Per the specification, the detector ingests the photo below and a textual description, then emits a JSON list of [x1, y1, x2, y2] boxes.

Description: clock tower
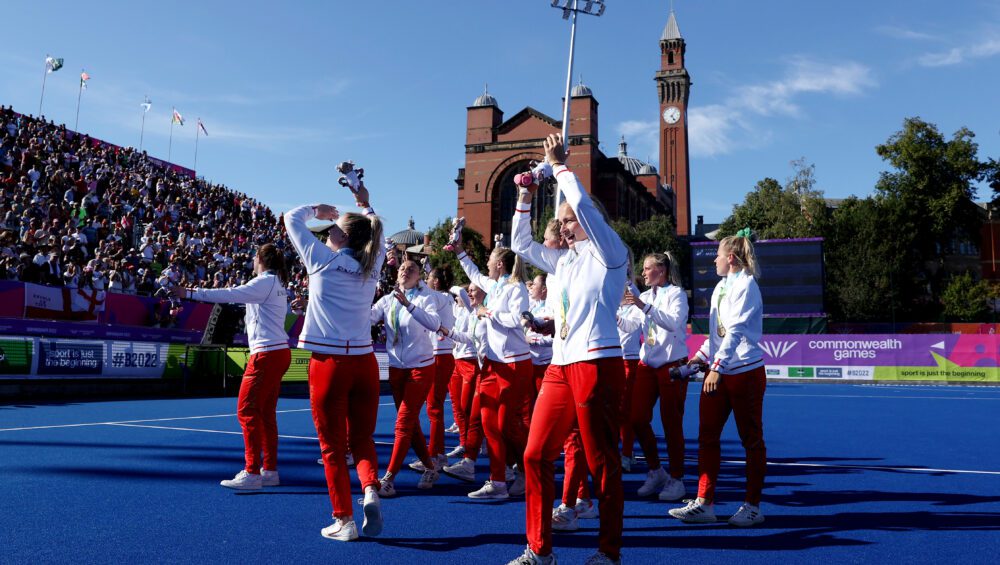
[[655, 9, 692, 236]]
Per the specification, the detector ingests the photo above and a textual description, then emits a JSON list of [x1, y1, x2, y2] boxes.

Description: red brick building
[[455, 10, 690, 245]]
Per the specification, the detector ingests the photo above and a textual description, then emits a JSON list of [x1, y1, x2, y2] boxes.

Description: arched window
[[491, 162, 552, 246]]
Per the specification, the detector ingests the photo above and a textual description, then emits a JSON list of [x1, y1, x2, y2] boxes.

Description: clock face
[[662, 106, 681, 124]]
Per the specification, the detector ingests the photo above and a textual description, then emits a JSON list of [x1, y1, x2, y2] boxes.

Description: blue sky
[[2, 0, 998, 234]]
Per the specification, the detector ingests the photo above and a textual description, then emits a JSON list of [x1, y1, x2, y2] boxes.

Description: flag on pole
[[79, 71, 90, 90], [171, 109, 185, 126], [140, 97, 152, 113], [45, 57, 64, 73], [197, 118, 208, 136]]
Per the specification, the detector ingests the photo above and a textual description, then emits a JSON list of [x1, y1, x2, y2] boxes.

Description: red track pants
[[479, 358, 532, 482], [388, 365, 435, 475], [427, 354, 456, 457], [697, 366, 767, 505], [454, 358, 482, 456], [618, 359, 638, 460], [523, 358, 624, 560], [309, 352, 380, 519], [629, 359, 688, 478], [238, 348, 291, 473]]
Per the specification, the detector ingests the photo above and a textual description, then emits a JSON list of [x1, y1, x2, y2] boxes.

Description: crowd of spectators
[[0, 105, 311, 301]]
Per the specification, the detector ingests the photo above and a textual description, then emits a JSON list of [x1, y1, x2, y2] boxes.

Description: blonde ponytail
[[342, 212, 383, 278], [720, 234, 760, 279]]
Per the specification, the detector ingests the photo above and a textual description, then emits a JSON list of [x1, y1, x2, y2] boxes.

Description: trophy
[[384, 237, 398, 266], [336, 161, 364, 195], [513, 161, 553, 190], [443, 217, 465, 252]]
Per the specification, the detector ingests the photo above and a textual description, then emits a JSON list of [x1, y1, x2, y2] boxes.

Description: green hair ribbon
[[735, 227, 753, 239]]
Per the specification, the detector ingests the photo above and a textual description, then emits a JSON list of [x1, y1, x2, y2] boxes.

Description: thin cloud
[[918, 35, 1000, 67], [875, 25, 939, 41], [617, 58, 876, 159]]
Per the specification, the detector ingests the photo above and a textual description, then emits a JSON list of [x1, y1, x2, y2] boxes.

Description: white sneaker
[[447, 445, 466, 458], [621, 455, 633, 473], [575, 498, 599, 519], [417, 468, 440, 489], [551, 504, 579, 531], [317, 457, 324, 465], [583, 551, 620, 565], [669, 498, 717, 523], [728, 503, 765, 527], [468, 479, 509, 499], [435, 453, 448, 470], [321, 518, 359, 541], [508, 469, 526, 497], [408, 459, 427, 472], [361, 488, 383, 537], [657, 477, 686, 501], [506, 544, 556, 564], [446, 422, 460, 434], [443, 457, 476, 483], [220, 470, 262, 490], [261, 469, 280, 487], [377, 472, 397, 498], [505, 465, 516, 482], [637, 466, 667, 497]]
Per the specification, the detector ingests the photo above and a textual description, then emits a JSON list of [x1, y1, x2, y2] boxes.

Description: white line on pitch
[[107, 422, 394, 445], [0, 403, 399, 433]]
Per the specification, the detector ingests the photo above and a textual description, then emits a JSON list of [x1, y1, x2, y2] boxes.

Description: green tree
[[611, 214, 682, 283], [423, 217, 489, 285], [717, 159, 827, 239], [874, 118, 987, 309], [940, 271, 991, 321], [823, 197, 903, 322]]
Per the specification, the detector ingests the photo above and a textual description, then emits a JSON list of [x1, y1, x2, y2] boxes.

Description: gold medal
[[717, 325, 726, 338], [646, 334, 656, 346], [560, 323, 569, 339]]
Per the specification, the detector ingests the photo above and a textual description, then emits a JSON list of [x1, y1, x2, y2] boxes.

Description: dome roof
[[571, 83, 592, 97], [616, 137, 655, 176], [390, 217, 424, 246], [472, 84, 498, 108]]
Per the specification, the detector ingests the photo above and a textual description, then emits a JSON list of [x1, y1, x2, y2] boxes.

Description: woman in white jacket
[[619, 252, 690, 502], [669, 230, 767, 528], [176, 243, 291, 491], [370, 260, 442, 497], [509, 134, 627, 565], [440, 284, 488, 483], [451, 244, 532, 499], [283, 185, 385, 542]]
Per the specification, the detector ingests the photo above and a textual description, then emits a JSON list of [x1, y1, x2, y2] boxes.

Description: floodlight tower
[[550, 0, 605, 208]]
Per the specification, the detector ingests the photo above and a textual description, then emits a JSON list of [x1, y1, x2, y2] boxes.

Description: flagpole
[[168, 108, 175, 163], [38, 55, 49, 117], [139, 96, 148, 152], [74, 69, 84, 131], [194, 119, 200, 172]]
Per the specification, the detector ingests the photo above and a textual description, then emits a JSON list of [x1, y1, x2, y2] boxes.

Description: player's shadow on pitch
[[765, 489, 1000, 508], [374, 532, 526, 551]]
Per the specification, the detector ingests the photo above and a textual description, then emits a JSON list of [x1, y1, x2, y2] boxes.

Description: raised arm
[[189, 275, 276, 305], [511, 196, 562, 274], [456, 251, 496, 294], [284, 205, 335, 274], [545, 134, 627, 268]]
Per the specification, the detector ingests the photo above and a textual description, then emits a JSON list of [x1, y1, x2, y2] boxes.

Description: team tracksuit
[[191, 271, 291, 475], [284, 203, 384, 520], [511, 164, 628, 561], [692, 270, 766, 505]]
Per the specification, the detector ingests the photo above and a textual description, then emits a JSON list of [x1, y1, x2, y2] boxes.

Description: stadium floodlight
[[549, 0, 606, 208]]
